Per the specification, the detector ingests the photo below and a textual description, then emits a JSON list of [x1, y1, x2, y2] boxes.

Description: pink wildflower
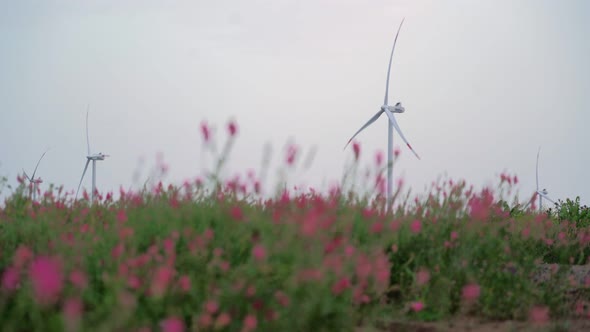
[[462, 283, 481, 302], [332, 277, 351, 295], [205, 300, 219, 314], [242, 314, 257, 332], [230, 206, 244, 221], [529, 306, 550, 325], [1, 266, 19, 291], [227, 120, 238, 137], [30, 256, 63, 305], [69, 270, 88, 290], [198, 314, 212, 328], [301, 213, 318, 237], [375, 150, 383, 166], [200, 121, 210, 142], [416, 268, 430, 286], [352, 141, 361, 160], [286, 144, 298, 166], [13, 245, 33, 269], [370, 221, 384, 234], [252, 244, 266, 261], [275, 291, 290, 307], [410, 220, 422, 234], [178, 275, 191, 292], [215, 312, 231, 329], [116, 210, 128, 223], [161, 316, 185, 332], [410, 301, 425, 312], [62, 297, 83, 319], [150, 266, 175, 297]]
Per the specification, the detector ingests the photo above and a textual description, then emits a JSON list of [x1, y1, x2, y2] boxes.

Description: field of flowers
[[1, 121, 590, 332]]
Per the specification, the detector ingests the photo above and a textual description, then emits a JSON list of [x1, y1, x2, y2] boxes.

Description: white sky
[[1, 0, 589, 205]]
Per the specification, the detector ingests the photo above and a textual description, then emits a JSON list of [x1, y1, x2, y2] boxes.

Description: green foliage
[[548, 196, 590, 228]]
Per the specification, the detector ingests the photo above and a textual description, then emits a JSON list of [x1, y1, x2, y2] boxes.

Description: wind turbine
[[76, 109, 109, 201], [23, 150, 48, 201], [344, 18, 420, 210], [533, 147, 555, 212]]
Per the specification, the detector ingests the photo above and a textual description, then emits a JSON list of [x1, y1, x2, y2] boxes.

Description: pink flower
[[391, 244, 399, 253], [230, 206, 244, 221], [461, 283, 481, 302], [252, 244, 266, 261], [178, 275, 191, 292], [410, 220, 422, 234], [246, 285, 256, 297], [529, 306, 550, 325], [200, 121, 210, 142], [69, 270, 88, 290], [30, 256, 63, 305], [275, 291, 290, 307], [370, 222, 384, 234], [161, 316, 185, 332], [450, 231, 459, 241], [116, 210, 128, 223], [286, 144, 298, 166], [62, 297, 83, 319], [332, 277, 351, 295], [111, 243, 125, 259], [127, 275, 141, 289], [242, 314, 257, 332], [205, 300, 219, 314], [375, 150, 383, 166], [227, 120, 238, 137], [352, 141, 361, 161], [301, 213, 318, 237], [215, 312, 231, 329], [198, 314, 212, 328], [150, 266, 175, 297], [2, 266, 19, 291], [13, 245, 33, 269], [415, 268, 430, 286], [344, 245, 356, 257], [410, 301, 424, 312]]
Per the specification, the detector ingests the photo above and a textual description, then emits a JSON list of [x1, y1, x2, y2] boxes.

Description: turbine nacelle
[[383, 102, 405, 113], [87, 153, 109, 161], [539, 189, 549, 195]]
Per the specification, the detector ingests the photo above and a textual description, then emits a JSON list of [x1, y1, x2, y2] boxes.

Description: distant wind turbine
[[23, 149, 49, 201], [344, 18, 420, 210], [534, 147, 555, 211], [525, 147, 555, 211], [76, 108, 109, 201]]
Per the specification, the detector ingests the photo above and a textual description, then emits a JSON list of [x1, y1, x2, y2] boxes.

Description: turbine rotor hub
[[382, 102, 405, 113]]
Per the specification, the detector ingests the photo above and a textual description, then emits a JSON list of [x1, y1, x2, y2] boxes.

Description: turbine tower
[[344, 18, 420, 210], [76, 108, 109, 201], [23, 150, 48, 201], [535, 147, 555, 212]]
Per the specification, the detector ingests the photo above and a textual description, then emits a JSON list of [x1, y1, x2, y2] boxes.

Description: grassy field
[[1, 124, 589, 332]]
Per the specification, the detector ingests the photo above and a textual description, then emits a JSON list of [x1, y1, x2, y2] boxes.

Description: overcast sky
[[1, 0, 588, 206]]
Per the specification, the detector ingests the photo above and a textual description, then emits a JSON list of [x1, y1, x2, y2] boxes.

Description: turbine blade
[[536, 147, 540, 191], [75, 159, 91, 200], [31, 149, 48, 180], [383, 108, 420, 160], [537, 191, 555, 204], [86, 106, 91, 156], [383, 18, 405, 106], [23, 169, 31, 181], [344, 110, 384, 150]]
